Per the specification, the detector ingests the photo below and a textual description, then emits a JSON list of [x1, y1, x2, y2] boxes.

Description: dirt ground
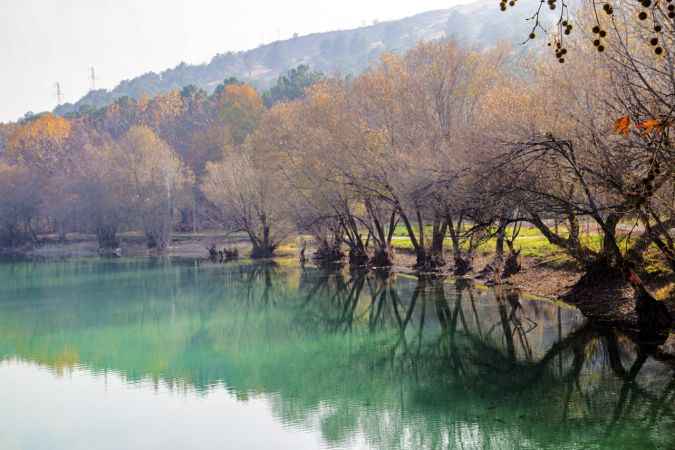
[[6, 233, 248, 260]]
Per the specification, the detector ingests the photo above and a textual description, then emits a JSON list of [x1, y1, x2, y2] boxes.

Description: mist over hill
[[54, 0, 536, 117]]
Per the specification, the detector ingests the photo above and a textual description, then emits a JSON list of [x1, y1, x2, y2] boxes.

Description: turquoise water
[[0, 258, 673, 450]]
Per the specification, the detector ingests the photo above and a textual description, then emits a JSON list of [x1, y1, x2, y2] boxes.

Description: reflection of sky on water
[[0, 359, 327, 450]]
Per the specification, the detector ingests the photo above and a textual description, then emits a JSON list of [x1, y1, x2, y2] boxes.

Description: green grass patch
[[390, 226, 602, 262]]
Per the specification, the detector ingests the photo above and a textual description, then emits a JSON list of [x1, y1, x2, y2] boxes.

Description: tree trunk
[[429, 216, 448, 268], [370, 244, 394, 267], [496, 219, 507, 258], [96, 224, 119, 250], [599, 214, 623, 268], [57, 220, 67, 243], [399, 210, 421, 255], [340, 208, 369, 268], [251, 244, 275, 259], [502, 250, 521, 278], [527, 213, 596, 267], [447, 215, 472, 275]]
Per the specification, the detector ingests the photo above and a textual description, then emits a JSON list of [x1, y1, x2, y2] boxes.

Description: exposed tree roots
[[562, 263, 673, 337], [453, 256, 473, 276], [477, 250, 522, 284]]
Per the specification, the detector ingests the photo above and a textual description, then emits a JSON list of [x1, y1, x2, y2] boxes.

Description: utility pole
[[55, 82, 63, 105], [90, 67, 97, 91]]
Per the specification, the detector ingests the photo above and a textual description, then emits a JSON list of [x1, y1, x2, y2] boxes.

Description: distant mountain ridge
[[54, 0, 535, 116]]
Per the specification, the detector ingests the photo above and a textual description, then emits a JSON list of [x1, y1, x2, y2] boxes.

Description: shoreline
[[3, 233, 674, 334]]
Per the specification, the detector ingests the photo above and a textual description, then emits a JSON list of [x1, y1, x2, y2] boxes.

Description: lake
[[0, 258, 673, 450]]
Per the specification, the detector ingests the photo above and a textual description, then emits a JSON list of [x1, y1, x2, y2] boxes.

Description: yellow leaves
[[8, 113, 71, 148], [6, 113, 72, 170], [145, 90, 184, 125], [654, 283, 674, 301], [614, 116, 631, 136], [216, 83, 264, 145], [220, 84, 263, 112], [379, 52, 404, 70], [116, 126, 194, 208], [310, 89, 332, 110]]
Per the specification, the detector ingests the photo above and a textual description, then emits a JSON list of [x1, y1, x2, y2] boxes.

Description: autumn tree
[[201, 142, 293, 259], [594, 3, 675, 274], [258, 83, 369, 265], [86, 96, 143, 139], [139, 90, 185, 148], [5, 113, 72, 171], [278, 79, 403, 267], [481, 10, 673, 331], [71, 140, 129, 250], [4, 113, 78, 240], [116, 126, 193, 250], [342, 42, 507, 271], [199, 85, 291, 259], [0, 162, 41, 247], [213, 83, 264, 146]]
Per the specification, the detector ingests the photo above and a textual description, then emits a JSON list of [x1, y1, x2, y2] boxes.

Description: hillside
[[54, 0, 535, 116]]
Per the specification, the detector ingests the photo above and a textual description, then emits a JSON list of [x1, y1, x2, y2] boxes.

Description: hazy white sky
[[0, 0, 474, 122]]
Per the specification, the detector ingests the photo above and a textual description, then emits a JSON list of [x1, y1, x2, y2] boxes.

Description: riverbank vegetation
[[0, 3, 673, 328]]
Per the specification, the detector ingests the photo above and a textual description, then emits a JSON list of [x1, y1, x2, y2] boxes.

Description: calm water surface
[[0, 258, 673, 450]]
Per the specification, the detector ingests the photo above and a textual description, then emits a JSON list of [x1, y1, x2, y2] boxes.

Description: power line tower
[[90, 67, 97, 91], [55, 82, 63, 105]]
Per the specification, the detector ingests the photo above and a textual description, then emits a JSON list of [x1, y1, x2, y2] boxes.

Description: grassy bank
[[386, 224, 674, 301]]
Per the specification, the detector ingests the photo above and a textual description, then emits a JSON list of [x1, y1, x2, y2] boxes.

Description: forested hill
[[54, 0, 532, 116]]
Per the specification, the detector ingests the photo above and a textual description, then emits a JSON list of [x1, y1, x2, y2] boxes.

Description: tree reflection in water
[[291, 265, 674, 449], [0, 259, 672, 449]]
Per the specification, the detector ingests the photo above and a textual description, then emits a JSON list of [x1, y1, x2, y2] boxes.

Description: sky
[[0, 0, 475, 123]]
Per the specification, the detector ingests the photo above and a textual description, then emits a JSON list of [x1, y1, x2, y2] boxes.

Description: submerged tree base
[[503, 251, 522, 278], [561, 265, 673, 336], [370, 247, 395, 269], [312, 244, 344, 266], [96, 227, 120, 252], [453, 256, 473, 276], [0, 230, 37, 250], [98, 247, 122, 257], [348, 249, 369, 268], [146, 234, 170, 252], [411, 250, 446, 273], [208, 245, 239, 263], [251, 245, 276, 259]]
